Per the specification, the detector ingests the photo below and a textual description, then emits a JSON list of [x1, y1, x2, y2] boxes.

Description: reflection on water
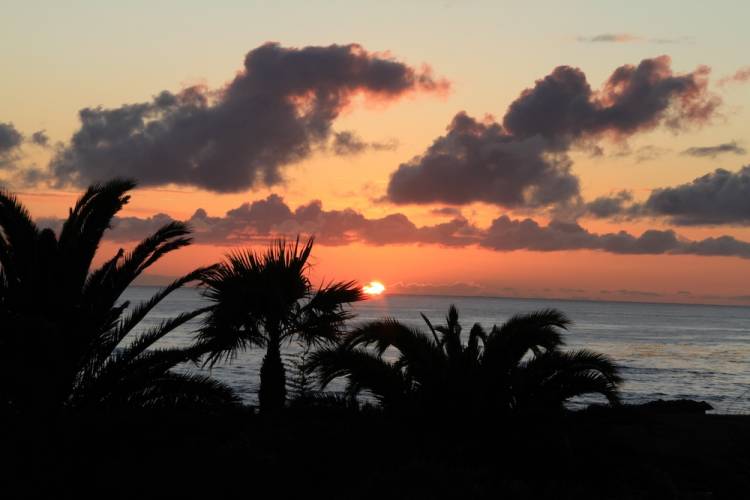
[[122, 288, 750, 413]]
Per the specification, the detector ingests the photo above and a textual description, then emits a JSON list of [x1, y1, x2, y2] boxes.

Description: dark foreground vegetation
[[3, 405, 750, 499], [2, 180, 749, 499]]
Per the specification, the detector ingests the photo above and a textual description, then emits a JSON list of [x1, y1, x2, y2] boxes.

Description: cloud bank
[[45, 43, 447, 192], [35, 194, 750, 261]]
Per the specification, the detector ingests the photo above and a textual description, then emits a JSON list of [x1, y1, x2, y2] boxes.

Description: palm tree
[[309, 306, 621, 414], [0, 179, 238, 411], [197, 237, 365, 412]]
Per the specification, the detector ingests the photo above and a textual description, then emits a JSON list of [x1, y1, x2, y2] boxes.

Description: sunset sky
[[2, 0, 750, 305]]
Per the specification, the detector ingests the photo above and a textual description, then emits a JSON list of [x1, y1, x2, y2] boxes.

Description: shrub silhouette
[[0, 179, 237, 411]]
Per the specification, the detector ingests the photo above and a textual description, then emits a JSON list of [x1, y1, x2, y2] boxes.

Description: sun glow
[[363, 280, 386, 296]]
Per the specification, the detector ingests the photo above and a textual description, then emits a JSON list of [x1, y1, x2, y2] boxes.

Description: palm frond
[[115, 372, 239, 409], [483, 308, 569, 370], [516, 349, 622, 407], [57, 179, 135, 295], [107, 267, 216, 348], [466, 323, 486, 359], [435, 304, 462, 360], [82, 220, 194, 308], [0, 189, 40, 291], [294, 280, 364, 345], [117, 307, 212, 365], [307, 346, 409, 405]]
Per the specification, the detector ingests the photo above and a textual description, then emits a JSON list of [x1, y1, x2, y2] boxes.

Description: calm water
[[121, 287, 750, 414]]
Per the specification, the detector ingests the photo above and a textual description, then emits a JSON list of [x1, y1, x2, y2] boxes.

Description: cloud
[[718, 66, 750, 86], [387, 112, 580, 208], [502, 55, 717, 142], [331, 131, 398, 155], [581, 165, 750, 226], [387, 56, 719, 209], [610, 144, 669, 163], [65, 194, 476, 248], [480, 215, 750, 258], [681, 141, 746, 159], [637, 165, 750, 225], [586, 190, 633, 218], [35, 193, 750, 262], [0, 122, 23, 153], [30, 130, 49, 147], [44, 43, 447, 192], [577, 33, 641, 43], [0, 122, 24, 169], [431, 207, 464, 217]]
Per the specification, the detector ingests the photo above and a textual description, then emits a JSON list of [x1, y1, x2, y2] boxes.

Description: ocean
[[121, 286, 750, 414]]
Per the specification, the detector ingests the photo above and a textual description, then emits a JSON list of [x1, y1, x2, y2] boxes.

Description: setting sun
[[363, 281, 386, 296]]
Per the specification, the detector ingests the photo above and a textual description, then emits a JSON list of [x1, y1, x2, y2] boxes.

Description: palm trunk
[[259, 336, 286, 412]]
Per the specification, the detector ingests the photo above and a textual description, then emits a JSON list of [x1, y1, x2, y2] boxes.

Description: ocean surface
[[121, 287, 750, 414]]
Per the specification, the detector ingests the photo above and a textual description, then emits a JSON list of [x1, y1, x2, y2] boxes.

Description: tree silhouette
[[197, 237, 364, 412], [0, 179, 237, 411], [309, 306, 621, 414]]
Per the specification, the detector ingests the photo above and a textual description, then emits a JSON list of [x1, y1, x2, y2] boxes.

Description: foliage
[[308, 305, 622, 414], [197, 237, 364, 411], [0, 179, 238, 411]]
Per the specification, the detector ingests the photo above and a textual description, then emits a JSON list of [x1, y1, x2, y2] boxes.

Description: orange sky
[[3, 2, 750, 305]]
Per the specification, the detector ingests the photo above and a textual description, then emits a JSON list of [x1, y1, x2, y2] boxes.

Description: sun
[[363, 280, 386, 296]]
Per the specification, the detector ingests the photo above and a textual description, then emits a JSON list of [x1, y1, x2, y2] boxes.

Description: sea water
[[121, 287, 750, 413]]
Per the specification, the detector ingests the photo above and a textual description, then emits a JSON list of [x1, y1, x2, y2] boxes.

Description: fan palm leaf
[[0, 180, 236, 411]]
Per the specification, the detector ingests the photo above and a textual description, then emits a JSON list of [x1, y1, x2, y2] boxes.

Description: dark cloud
[[387, 112, 580, 208], [638, 166, 750, 225], [586, 190, 633, 218], [30, 130, 49, 147], [718, 66, 750, 86], [681, 141, 746, 159], [503, 55, 717, 143], [0, 122, 23, 153], [69, 194, 476, 248], [582, 165, 750, 226], [35, 192, 750, 262], [431, 207, 464, 217], [331, 131, 398, 155], [387, 56, 719, 209], [0, 122, 24, 169], [480, 215, 750, 258], [46, 43, 447, 192]]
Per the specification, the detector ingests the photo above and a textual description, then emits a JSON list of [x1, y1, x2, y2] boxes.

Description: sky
[[2, 0, 750, 305]]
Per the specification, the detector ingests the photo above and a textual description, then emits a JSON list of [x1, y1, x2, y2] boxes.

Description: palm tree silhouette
[[197, 237, 364, 412], [309, 306, 621, 413], [0, 179, 237, 411]]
